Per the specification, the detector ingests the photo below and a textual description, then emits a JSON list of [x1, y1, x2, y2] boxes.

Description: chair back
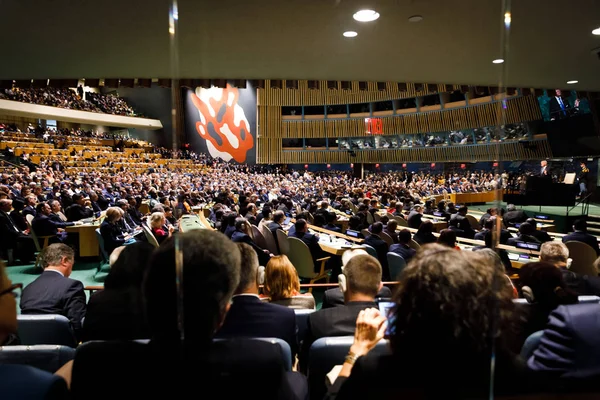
[[373, 212, 381, 222], [379, 231, 394, 248], [95, 228, 109, 263], [17, 314, 77, 348], [408, 239, 421, 250], [294, 309, 315, 346], [348, 202, 358, 214], [308, 336, 390, 400], [259, 224, 279, 255], [0, 345, 75, 373], [465, 214, 482, 230], [387, 252, 407, 280], [251, 225, 268, 249], [142, 224, 160, 248], [276, 229, 290, 255], [520, 330, 544, 360], [366, 211, 374, 225], [395, 216, 409, 227], [565, 241, 598, 276], [286, 236, 316, 279], [25, 214, 42, 252], [362, 243, 378, 258]]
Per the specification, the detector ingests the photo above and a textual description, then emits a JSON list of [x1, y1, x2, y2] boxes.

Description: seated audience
[[540, 241, 600, 296], [82, 242, 155, 341], [8, 198, 27, 231], [562, 219, 600, 255], [19, 244, 86, 340], [407, 205, 423, 229], [383, 219, 399, 243], [214, 243, 299, 359], [363, 221, 390, 280], [323, 211, 342, 233], [31, 202, 79, 243], [449, 206, 475, 239], [0, 198, 35, 264], [389, 229, 417, 263], [100, 207, 127, 256], [437, 229, 459, 250], [504, 203, 528, 227], [507, 222, 541, 246], [66, 193, 94, 222], [412, 220, 436, 245], [328, 244, 533, 399], [525, 218, 552, 243], [149, 211, 174, 245], [262, 255, 315, 310]]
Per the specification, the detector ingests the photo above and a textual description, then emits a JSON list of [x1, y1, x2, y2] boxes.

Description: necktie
[[558, 97, 565, 111]]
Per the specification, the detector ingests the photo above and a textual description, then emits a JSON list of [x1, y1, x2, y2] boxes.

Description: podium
[[503, 176, 577, 206]]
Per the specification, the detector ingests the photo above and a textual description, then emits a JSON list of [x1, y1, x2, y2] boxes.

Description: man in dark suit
[[292, 218, 327, 271], [525, 218, 552, 243], [323, 212, 342, 233], [507, 222, 541, 247], [267, 210, 286, 248], [66, 193, 94, 222], [527, 303, 600, 384], [22, 194, 37, 219], [548, 89, 570, 120], [383, 220, 399, 244], [0, 198, 34, 264], [474, 217, 513, 244], [20, 244, 86, 340], [215, 243, 298, 358], [407, 205, 424, 229], [389, 229, 417, 263], [540, 241, 600, 296], [562, 219, 600, 256], [299, 251, 383, 373], [363, 222, 390, 280], [231, 217, 271, 266], [449, 206, 475, 239], [31, 202, 78, 243], [503, 204, 528, 227]]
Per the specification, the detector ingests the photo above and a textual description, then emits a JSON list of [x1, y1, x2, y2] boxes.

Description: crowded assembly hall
[[2, 1, 600, 399]]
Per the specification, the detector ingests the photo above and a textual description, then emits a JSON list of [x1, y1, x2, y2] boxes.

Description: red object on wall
[[402, 163, 407, 168], [431, 163, 436, 168], [350, 163, 354, 168], [304, 164, 308, 169], [327, 164, 331, 168], [365, 118, 384, 135], [375, 164, 380, 168], [493, 162, 499, 167], [460, 164, 466, 169]]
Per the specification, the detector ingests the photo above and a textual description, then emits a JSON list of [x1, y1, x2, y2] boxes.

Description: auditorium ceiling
[[1, 0, 600, 90]]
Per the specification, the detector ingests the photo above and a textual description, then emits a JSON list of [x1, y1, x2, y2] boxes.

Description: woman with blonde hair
[[262, 255, 315, 310], [149, 211, 174, 245]]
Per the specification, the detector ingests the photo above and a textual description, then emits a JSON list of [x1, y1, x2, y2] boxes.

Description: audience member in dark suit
[[413, 220, 436, 245], [126, 196, 143, 225], [389, 229, 417, 263], [267, 210, 285, 237], [516, 262, 579, 342], [21, 194, 37, 219], [216, 243, 299, 358], [507, 222, 541, 246], [20, 244, 86, 340], [447, 217, 466, 238], [503, 204, 528, 227], [323, 211, 342, 233], [474, 217, 513, 244], [8, 198, 27, 232], [364, 222, 390, 281], [299, 250, 383, 373], [48, 199, 69, 223], [449, 206, 475, 239], [407, 205, 423, 229], [31, 202, 78, 243], [478, 207, 498, 228], [435, 201, 451, 221], [82, 242, 154, 342], [66, 193, 93, 222], [327, 244, 534, 399], [562, 219, 600, 256], [231, 217, 272, 266], [527, 303, 600, 388], [525, 218, 552, 243], [540, 241, 600, 296], [383, 220, 399, 244], [100, 207, 127, 256], [89, 191, 103, 217], [0, 199, 35, 264], [70, 229, 308, 400], [292, 218, 327, 270]]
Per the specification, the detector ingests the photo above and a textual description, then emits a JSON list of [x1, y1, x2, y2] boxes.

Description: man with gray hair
[[20, 243, 86, 340], [540, 241, 600, 296]]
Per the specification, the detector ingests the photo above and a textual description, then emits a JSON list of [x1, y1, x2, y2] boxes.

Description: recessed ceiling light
[[353, 9, 380, 22], [492, 59, 504, 64], [408, 15, 423, 23], [592, 27, 600, 35], [567, 80, 578, 84], [343, 31, 358, 38]]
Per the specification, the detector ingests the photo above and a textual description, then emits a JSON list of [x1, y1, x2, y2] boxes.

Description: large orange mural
[[189, 84, 254, 163]]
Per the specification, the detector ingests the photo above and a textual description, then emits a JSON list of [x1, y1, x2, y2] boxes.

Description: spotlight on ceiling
[[343, 31, 358, 38], [353, 9, 380, 22], [492, 59, 504, 64], [592, 27, 600, 35], [408, 15, 423, 23], [567, 80, 578, 84]]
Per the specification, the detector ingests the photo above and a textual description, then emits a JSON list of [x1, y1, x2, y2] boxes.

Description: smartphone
[[377, 301, 395, 337]]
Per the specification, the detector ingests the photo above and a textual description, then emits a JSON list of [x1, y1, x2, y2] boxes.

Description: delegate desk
[[66, 223, 100, 257], [178, 215, 208, 233]]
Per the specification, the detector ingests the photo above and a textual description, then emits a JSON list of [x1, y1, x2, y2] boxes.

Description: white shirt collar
[[231, 293, 260, 299]]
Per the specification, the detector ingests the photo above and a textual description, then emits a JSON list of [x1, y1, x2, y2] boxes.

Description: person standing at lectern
[[548, 89, 570, 120], [578, 161, 590, 197], [540, 160, 549, 178]]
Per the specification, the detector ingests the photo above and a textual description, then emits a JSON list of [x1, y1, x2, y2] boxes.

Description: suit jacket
[[82, 287, 150, 342], [215, 295, 298, 358], [66, 203, 93, 222], [321, 287, 392, 309], [389, 243, 416, 262], [562, 231, 600, 255], [0, 364, 69, 400], [22, 205, 36, 219], [528, 303, 600, 382], [0, 209, 23, 246], [20, 270, 87, 339], [474, 228, 513, 244], [549, 96, 570, 119], [413, 231, 436, 245], [530, 229, 552, 243], [128, 206, 143, 225], [231, 230, 271, 266], [100, 220, 126, 256], [504, 210, 528, 227], [9, 210, 27, 231], [32, 214, 73, 237], [323, 223, 342, 233], [384, 228, 399, 244], [507, 235, 541, 247], [299, 300, 378, 373], [407, 211, 423, 229], [450, 214, 475, 238], [364, 234, 390, 280]]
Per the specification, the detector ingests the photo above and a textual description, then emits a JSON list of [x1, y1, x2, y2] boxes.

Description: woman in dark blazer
[[100, 207, 126, 256]]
